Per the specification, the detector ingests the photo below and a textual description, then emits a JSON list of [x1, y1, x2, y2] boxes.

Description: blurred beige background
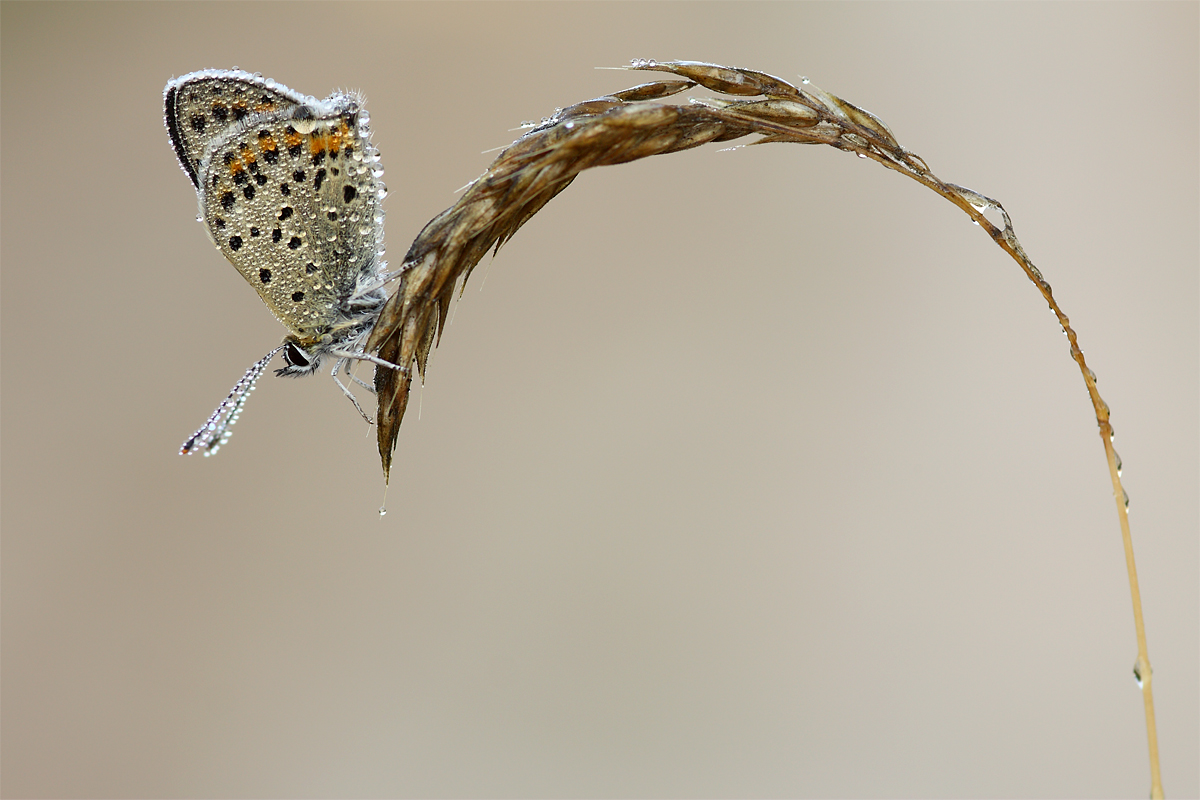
[[2, 2, 1196, 797]]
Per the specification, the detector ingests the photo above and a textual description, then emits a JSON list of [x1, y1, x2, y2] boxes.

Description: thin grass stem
[[367, 61, 1163, 794]]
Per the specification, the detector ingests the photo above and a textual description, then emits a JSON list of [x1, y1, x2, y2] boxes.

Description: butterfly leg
[[330, 349, 410, 374], [330, 358, 374, 425]]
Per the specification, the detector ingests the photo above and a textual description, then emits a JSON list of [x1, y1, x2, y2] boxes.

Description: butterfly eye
[[283, 341, 312, 368]]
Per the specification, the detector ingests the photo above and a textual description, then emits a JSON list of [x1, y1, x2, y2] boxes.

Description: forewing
[[165, 70, 311, 189]]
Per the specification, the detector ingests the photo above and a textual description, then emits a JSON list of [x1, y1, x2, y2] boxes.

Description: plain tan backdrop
[[2, 2, 1196, 797]]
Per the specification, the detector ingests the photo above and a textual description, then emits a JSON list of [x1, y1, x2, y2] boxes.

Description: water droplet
[[1132, 659, 1149, 689], [1114, 450, 1123, 476], [800, 76, 810, 84], [1122, 488, 1130, 511], [379, 506, 387, 518]]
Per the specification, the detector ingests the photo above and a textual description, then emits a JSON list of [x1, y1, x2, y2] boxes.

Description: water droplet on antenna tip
[[801, 77, 810, 84], [379, 506, 387, 518]]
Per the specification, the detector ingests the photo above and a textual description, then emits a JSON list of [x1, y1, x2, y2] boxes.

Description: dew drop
[[379, 506, 387, 518], [800, 76, 810, 84], [1122, 488, 1130, 511], [1114, 450, 1123, 476], [1133, 659, 1149, 689]]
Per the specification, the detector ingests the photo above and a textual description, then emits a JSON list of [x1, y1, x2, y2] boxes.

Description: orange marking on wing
[[309, 134, 330, 155], [309, 119, 354, 156]]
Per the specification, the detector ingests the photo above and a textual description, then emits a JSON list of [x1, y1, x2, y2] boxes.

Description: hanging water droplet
[[800, 76, 810, 85], [1086, 367, 1097, 383], [379, 506, 387, 518], [1114, 450, 1123, 476], [1132, 659, 1149, 689], [1122, 488, 1130, 511]]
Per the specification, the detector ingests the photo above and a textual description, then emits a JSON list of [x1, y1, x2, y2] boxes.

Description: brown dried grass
[[365, 61, 1161, 795]]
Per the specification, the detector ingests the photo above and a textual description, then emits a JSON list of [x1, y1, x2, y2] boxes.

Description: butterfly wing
[[195, 97, 387, 342], [165, 70, 311, 189]]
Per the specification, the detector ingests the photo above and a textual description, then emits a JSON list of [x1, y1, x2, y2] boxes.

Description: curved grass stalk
[[366, 60, 1161, 795]]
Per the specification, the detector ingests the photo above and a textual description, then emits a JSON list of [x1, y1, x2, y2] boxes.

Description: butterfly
[[164, 70, 401, 456]]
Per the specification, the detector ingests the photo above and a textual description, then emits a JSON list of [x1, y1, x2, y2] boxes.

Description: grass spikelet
[[365, 61, 1162, 795]]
